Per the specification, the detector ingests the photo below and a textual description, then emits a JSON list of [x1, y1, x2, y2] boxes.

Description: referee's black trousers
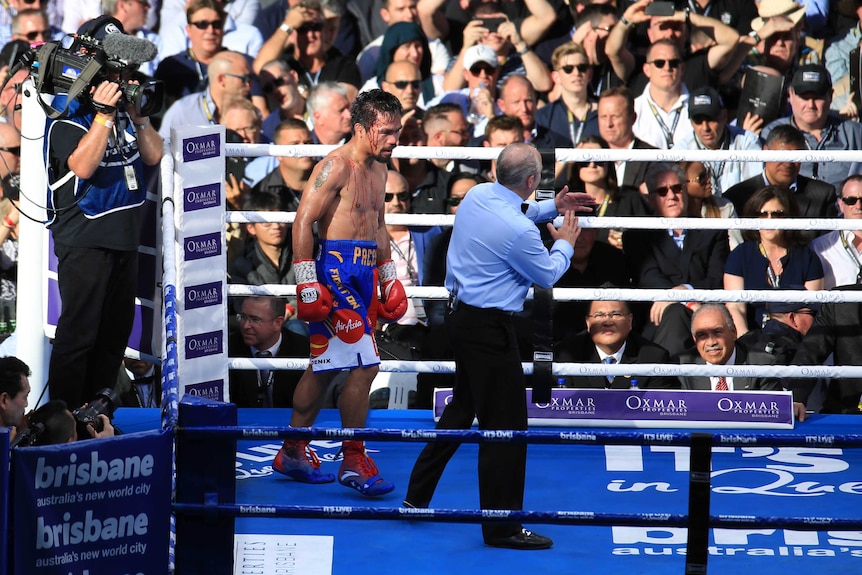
[[406, 303, 527, 540]]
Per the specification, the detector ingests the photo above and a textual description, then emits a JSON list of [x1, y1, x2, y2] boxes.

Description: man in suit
[[597, 86, 654, 191], [623, 162, 730, 355], [787, 284, 862, 420], [228, 295, 309, 408], [557, 296, 678, 389], [674, 303, 781, 391], [723, 124, 838, 225]]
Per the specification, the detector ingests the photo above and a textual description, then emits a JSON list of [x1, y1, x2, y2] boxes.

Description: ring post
[[176, 395, 237, 574], [1, 427, 9, 575], [685, 432, 713, 575]]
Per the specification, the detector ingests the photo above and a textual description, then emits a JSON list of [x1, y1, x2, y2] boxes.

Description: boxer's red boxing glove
[[294, 259, 332, 322], [377, 259, 408, 321]]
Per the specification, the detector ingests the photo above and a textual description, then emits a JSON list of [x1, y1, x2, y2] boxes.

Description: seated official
[[557, 296, 678, 389], [672, 303, 781, 391], [115, 356, 162, 408], [228, 295, 309, 408]]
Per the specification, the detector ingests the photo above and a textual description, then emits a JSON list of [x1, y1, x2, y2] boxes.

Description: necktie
[[716, 376, 728, 391], [604, 357, 616, 386], [256, 350, 273, 407]]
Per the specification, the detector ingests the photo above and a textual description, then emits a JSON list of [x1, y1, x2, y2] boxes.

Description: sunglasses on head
[[758, 209, 785, 218], [648, 58, 682, 69], [388, 79, 421, 90], [190, 19, 224, 30], [650, 183, 684, 196], [841, 196, 862, 206], [298, 22, 325, 33], [384, 192, 410, 202], [560, 63, 590, 74], [447, 196, 464, 206]]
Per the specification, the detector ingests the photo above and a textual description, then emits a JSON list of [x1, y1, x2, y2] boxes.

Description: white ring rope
[[228, 284, 862, 304], [228, 357, 850, 379], [225, 144, 862, 163], [229, 211, 862, 232], [226, 143, 862, 164]]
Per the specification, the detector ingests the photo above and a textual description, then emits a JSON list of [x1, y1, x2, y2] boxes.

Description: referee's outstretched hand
[[548, 210, 581, 247], [554, 185, 599, 214]]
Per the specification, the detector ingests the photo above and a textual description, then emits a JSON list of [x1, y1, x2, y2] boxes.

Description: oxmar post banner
[[12, 428, 172, 574]]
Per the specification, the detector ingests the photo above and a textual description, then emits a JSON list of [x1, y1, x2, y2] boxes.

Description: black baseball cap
[[791, 64, 832, 97]]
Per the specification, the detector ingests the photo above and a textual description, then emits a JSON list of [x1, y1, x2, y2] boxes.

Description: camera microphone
[[101, 34, 158, 67]]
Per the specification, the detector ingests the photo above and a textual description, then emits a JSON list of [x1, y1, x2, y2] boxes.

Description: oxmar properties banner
[[12, 429, 172, 574]]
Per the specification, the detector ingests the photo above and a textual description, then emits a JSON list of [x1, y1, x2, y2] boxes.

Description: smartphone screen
[[645, 1, 675, 16], [479, 17, 506, 32]]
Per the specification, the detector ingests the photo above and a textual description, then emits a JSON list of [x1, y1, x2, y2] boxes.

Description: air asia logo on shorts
[[332, 310, 364, 344], [310, 334, 329, 358]]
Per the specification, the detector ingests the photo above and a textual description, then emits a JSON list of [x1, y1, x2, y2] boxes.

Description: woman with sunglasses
[[723, 186, 823, 335], [681, 160, 743, 249], [567, 136, 649, 250]]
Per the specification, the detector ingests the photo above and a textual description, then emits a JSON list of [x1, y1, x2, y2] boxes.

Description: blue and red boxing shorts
[[308, 239, 381, 372]]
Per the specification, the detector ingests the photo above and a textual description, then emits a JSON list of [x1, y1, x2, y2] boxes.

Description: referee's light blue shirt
[[445, 181, 575, 312]]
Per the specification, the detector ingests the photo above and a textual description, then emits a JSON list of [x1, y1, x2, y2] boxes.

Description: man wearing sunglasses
[[674, 86, 763, 196], [380, 60, 424, 115], [0, 0, 47, 47], [534, 42, 599, 151], [10, 9, 56, 45], [632, 39, 695, 149], [606, 0, 740, 97], [811, 175, 862, 289], [623, 162, 730, 356], [157, 0, 265, 108]]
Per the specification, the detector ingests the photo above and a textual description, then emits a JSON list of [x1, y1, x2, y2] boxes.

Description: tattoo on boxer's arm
[[312, 159, 333, 192]]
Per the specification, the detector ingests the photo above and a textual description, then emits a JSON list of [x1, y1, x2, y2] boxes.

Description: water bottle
[[467, 81, 486, 125], [557, 377, 567, 388], [629, 378, 639, 390]]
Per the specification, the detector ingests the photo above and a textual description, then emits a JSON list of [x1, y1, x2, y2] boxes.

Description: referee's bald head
[[496, 143, 541, 193]]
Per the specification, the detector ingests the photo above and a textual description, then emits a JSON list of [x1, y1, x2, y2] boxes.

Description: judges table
[[116, 407, 862, 575]]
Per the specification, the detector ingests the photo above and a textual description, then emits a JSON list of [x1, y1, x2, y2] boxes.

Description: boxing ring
[[7, 141, 862, 575]]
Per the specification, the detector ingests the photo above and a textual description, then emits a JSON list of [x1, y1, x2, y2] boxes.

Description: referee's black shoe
[[484, 528, 553, 550]]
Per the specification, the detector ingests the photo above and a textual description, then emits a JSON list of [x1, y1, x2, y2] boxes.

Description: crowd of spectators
[[1, 0, 861, 413]]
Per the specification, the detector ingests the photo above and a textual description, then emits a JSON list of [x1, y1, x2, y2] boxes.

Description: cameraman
[[25, 400, 115, 445], [0, 356, 30, 440], [44, 16, 163, 410]]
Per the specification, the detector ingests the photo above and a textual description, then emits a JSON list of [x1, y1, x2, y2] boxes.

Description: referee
[[404, 143, 594, 549]]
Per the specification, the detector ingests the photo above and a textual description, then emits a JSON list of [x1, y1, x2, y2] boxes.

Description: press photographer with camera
[[42, 16, 163, 410], [20, 398, 116, 446]]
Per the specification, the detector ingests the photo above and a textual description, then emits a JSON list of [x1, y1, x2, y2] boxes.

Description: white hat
[[463, 44, 498, 71], [751, 0, 807, 31]]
